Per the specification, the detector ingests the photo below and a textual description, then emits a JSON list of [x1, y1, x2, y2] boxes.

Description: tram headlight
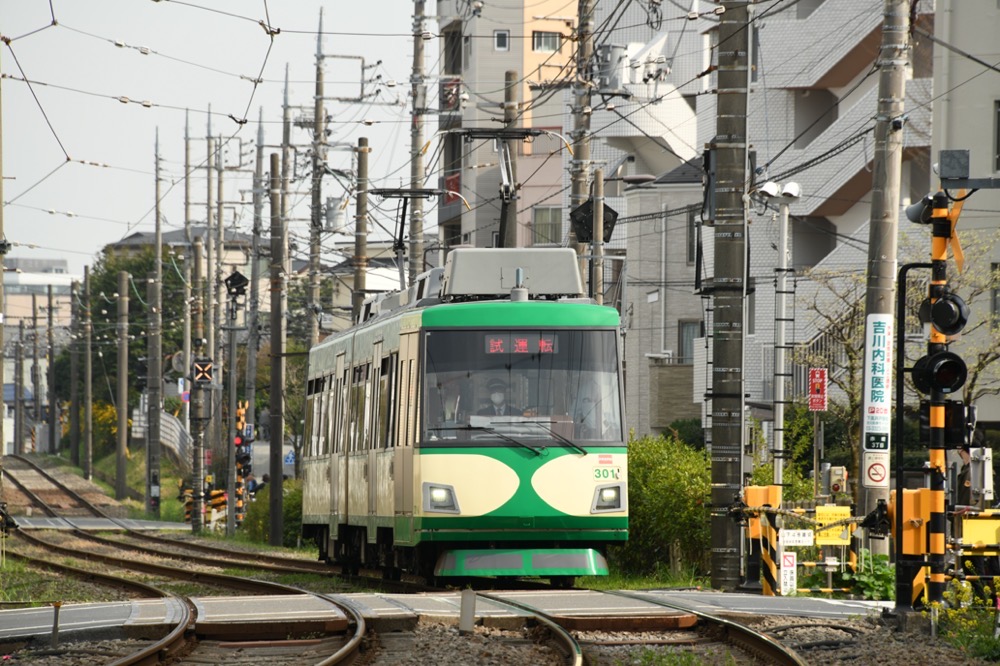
[[423, 483, 460, 514], [592, 484, 623, 513]]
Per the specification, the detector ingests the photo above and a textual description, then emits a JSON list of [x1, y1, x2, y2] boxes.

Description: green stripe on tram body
[[422, 300, 620, 328]]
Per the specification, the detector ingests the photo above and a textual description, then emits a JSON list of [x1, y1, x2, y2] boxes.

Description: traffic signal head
[[913, 351, 968, 395], [234, 434, 244, 446], [920, 291, 969, 335]]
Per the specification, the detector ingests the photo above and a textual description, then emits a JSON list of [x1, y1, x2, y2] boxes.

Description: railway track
[[1, 456, 366, 665], [2, 454, 869, 664]]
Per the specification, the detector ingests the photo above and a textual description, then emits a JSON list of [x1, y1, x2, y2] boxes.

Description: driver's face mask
[[491, 392, 505, 406]]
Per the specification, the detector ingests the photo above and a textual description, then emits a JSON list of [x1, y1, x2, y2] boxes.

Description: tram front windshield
[[423, 329, 622, 444]]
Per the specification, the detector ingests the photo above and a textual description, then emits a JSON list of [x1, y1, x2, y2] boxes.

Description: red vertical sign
[[808, 368, 828, 412]]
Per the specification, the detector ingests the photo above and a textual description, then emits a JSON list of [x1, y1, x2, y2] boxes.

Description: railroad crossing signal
[[193, 358, 214, 385]]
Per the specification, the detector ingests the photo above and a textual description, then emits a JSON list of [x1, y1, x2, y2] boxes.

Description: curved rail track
[[2, 455, 366, 665]]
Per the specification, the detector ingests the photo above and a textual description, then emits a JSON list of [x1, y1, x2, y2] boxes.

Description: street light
[[757, 181, 801, 487]]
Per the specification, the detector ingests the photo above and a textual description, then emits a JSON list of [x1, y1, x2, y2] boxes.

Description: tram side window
[[349, 364, 369, 453], [377, 354, 397, 448]]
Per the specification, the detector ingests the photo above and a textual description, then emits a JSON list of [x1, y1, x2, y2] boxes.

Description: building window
[[679, 321, 701, 364], [532, 31, 561, 53], [686, 208, 697, 264], [494, 30, 509, 51], [532, 207, 562, 245]]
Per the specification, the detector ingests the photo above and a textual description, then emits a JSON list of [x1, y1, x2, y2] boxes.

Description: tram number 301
[[593, 467, 622, 481]]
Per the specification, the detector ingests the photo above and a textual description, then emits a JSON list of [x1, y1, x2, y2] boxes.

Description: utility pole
[[205, 129, 216, 469], [352, 138, 370, 321], [214, 135, 225, 478], [592, 168, 604, 305], [192, 236, 206, 534], [0, 54, 5, 466], [32, 294, 40, 430], [708, 0, 752, 591], [410, 0, 426, 280], [269, 152, 286, 547], [70, 280, 80, 466], [858, 0, 909, 551], [499, 70, 519, 249], [116, 270, 129, 500], [309, 10, 326, 347], [15, 322, 23, 455], [183, 110, 193, 434], [246, 109, 264, 437], [47, 285, 56, 453], [147, 131, 164, 518], [570, 0, 595, 272], [83, 266, 93, 480]]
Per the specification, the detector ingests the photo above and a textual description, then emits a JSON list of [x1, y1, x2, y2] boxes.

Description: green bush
[[610, 434, 711, 575], [242, 479, 302, 547]]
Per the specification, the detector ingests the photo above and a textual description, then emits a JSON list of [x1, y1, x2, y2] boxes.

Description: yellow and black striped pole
[[927, 192, 958, 604]]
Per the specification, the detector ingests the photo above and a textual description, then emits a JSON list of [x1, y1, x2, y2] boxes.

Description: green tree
[[611, 434, 711, 575]]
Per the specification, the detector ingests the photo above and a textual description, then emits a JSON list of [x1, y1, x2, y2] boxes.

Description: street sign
[[815, 505, 852, 545], [780, 551, 797, 596], [182, 391, 190, 403], [808, 368, 828, 411], [863, 451, 890, 488], [781, 529, 815, 547], [284, 450, 296, 464]]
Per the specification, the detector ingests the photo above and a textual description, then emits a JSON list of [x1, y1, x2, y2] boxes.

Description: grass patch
[[583, 566, 710, 591]]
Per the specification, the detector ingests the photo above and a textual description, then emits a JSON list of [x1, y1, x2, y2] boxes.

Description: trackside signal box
[[888, 489, 932, 555]]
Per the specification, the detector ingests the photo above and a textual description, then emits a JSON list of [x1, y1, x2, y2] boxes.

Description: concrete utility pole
[[70, 280, 80, 466], [32, 295, 40, 429], [47, 285, 56, 453], [353, 138, 370, 322], [858, 0, 909, 551], [116, 271, 129, 500], [570, 0, 595, 270], [246, 110, 264, 436], [499, 70, 520, 249], [410, 0, 427, 281], [269, 151, 286, 547], [15, 322, 24, 455], [592, 168, 604, 305], [147, 131, 164, 519], [708, 0, 752, 591], [309, 11, 326, 347], [83, 266, 93, 480], [214, 136, 225, 476], [147, 274, 162, 517], [192, 236, 206, 534], [183, 111, 193, 434]]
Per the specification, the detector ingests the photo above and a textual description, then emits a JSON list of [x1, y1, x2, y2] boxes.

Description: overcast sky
[[2, 0, 425, 277]]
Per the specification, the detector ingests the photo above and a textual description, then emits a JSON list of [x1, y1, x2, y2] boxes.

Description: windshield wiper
[[521, 421, 587, 455], [428, 424, 543, 456]]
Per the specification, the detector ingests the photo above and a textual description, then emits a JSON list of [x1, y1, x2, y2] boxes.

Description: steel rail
[[3, 547, 196, 666], [605, 590, 809, 666], [477, 592, 584, 666]]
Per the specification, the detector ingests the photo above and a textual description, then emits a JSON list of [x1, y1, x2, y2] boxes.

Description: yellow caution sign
[[815, 505, 852, 546]]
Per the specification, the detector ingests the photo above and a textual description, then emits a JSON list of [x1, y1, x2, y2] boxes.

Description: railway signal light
[[912, 351, 968, 395], [193, 358, 214, 385], [829, 466, 848, 494]]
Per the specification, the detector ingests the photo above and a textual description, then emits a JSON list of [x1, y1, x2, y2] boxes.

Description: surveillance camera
[[891, 116, 905, 131], [758, 181, 779, 198]]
